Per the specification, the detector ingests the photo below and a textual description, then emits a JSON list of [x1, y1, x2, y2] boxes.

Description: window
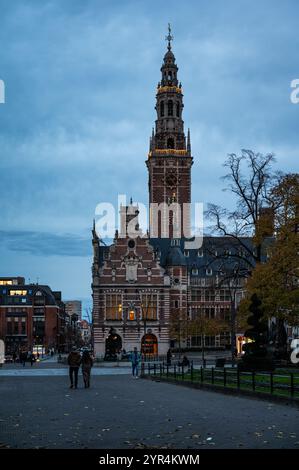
[[174, 300, 179, 309], [9, 290, 27, 296], [141, 293, 158, 320], [33, 316, 45, 338], [21, 320, 26, 335], [167, 137, 174, 148], [128, 309, 136, 321], [205, 290, 215, 302], [6, 320, 12, 335], [0, 280, 12, 285], [160, 100, 164, 117], [198, 250, 203, 257], [219, 289, 231, 302], [13, 319, 19, 335], [168, 100, 173, 116], [176, 102, 180, 117], [191, 289, 202, 302], [105, 293, 122, 320], [191, 267, 198, 275], [206, 268, 212, 276], [205, 336, 216, 347]]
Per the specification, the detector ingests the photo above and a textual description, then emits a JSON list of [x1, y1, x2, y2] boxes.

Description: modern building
[[91, 30, 249, 358], [65, 300, 82, 321], [0, 277, 70, 355]]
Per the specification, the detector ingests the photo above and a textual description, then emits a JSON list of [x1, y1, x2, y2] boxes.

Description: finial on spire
[[165, 23, 173, 51]]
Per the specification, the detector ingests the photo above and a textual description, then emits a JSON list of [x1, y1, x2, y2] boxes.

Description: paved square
[[0, 366, 299, 449]]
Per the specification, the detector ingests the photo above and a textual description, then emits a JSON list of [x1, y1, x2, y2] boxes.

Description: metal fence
[[141, 362, 299, 399]]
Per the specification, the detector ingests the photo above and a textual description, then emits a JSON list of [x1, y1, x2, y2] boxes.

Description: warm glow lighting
[[129, 310, 135, 321], [157, 86, 182, 94], [0, 280, 13, 285], [9, 290, 27, 296]]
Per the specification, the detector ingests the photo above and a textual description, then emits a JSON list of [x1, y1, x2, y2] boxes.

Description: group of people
[[67, 346, 142, 387], [16, 350, 40, 367], [67, 347, 93, 389]]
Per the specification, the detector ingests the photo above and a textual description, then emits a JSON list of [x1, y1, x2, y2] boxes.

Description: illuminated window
[[9, 290, 27, 296], [141, 294, 158, 320], [105, 294, 122, 320], [129, 310, 135, 321], [0, 280, 13, 285]]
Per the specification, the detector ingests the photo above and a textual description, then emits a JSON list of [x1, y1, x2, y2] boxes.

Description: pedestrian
[[129, 347, 141, 378], [20, 350, 27, 367], [28, 351, 35, 367], [179, 355, 190, 368], [166, 348, 172, 366], [67, 347, 81, 389], [81, 350, 93, 388], [12, 352, 17, 363]]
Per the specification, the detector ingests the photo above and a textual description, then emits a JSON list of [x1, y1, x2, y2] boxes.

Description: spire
[[165, 23, 173, 51]]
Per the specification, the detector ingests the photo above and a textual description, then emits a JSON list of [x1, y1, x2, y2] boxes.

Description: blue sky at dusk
[[0, 0, 298, 312]]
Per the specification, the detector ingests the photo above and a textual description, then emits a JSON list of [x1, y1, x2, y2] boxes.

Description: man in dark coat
[[67, 347, 81, 389]]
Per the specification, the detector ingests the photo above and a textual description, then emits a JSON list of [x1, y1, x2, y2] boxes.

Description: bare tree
[[206, 150, 280, 264]]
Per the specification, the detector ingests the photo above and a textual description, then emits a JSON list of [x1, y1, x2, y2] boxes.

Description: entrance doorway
[[141, 333, 158, 357]]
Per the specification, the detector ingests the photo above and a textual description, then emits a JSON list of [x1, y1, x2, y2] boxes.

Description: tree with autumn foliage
[[240, 173, 299, 326]]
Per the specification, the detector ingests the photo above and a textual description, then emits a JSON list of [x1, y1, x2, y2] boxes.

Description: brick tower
[[147, 25, 193, 239]]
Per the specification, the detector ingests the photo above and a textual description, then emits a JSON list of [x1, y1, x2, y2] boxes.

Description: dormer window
[[198, 250, 203, 257], [206, 268, 213, 276]]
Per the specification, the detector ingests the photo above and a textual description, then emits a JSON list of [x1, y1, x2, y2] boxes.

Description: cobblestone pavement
[[0, 370, 299, 449]]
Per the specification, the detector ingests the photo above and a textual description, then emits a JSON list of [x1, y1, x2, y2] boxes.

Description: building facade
[[65, 300, 82, 321], [92, 31, 248, 358], [0, 276, 70, 355]]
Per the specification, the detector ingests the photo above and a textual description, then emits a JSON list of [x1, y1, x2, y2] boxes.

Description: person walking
[[12, 352, 17, 363], [20, 350, 27, 367], [28, 351, 35, 367], [166, 348, 172, 366], [67, 347, 81, 389], [130, 347, 141, 378], [81, 350, 93, 388]]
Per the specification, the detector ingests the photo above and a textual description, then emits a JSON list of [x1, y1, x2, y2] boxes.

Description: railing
[[141, 362, 299, 399]]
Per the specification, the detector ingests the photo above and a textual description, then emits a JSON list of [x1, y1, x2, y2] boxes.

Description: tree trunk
[[230, 297, 236, 367]]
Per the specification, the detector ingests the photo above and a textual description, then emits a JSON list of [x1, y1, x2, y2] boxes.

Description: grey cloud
[[0, 230, 91, 257]]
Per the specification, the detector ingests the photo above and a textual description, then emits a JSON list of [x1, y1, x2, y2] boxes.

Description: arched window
[[168, 100, 173, 116], [167, 71, 172, 80], [176, 102, 180, 117], [167, 137, 174, 148], [160, 101, 164, 117]]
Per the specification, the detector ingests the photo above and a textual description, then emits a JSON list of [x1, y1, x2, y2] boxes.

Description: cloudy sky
[[0, 0, 298, 312]]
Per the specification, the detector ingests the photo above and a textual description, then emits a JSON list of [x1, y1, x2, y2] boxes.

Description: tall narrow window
[[160, 101, 164, 117], [168, 100, 173, 116], [105, 293, 122, 320], [176, 102, 180, 117], [167, 137, 174, 149]]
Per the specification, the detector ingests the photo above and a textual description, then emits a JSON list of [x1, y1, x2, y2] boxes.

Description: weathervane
[[165, 23, 173, 50]]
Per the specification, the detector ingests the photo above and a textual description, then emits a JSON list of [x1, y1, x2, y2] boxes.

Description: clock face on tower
[[165, 173, 178, 188]]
